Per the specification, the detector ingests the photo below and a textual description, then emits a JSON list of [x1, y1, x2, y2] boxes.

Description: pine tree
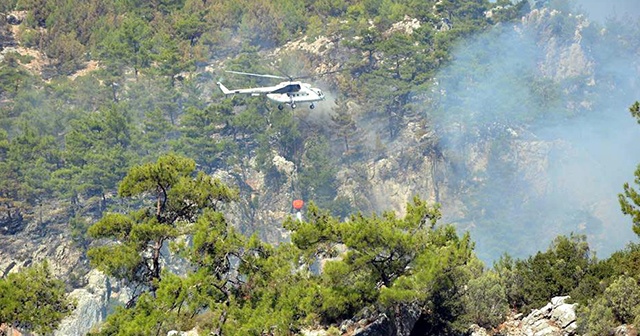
[[620, 101, 640, 236], [331, 99, 360, 155], [0, 262, 75, 334], [87, 154, 237, 304]]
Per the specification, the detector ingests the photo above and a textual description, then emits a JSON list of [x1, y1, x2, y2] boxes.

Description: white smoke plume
[[425, 3, 640, 262]]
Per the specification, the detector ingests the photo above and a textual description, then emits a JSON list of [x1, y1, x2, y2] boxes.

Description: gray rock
[[470, 324, 490, 336], [339, 319, 355, 333], [392, 303, 421, 336], [55, 270, 110, 336], [353, 314, 393, 336], [531, 325, 562, 336], [550, 303, 576, 328], [540, 302, 554, 316], [499, 297, 579, 336], [350, 303, 421, 336], [299, 330, 328, 336], [614, 325, 638, 336], [0, 210, 24, 235], [167, 329, 199, 336], [526, 318, 561, 336], [272, 154, 296, 177], [550, 296, 570, 307]]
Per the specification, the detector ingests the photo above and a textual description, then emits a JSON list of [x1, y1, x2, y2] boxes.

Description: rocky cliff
[[54, 270, 130, 336], [343, 7, 640, 261]]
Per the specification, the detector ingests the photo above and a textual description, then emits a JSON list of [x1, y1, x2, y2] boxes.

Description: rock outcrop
[[614, 325, 638, 336], [472, 296, 578, 336], [55, 270, 109, 336], [167, 328, 199, 336], [54, 269, 130, 336], [0, 203, 87, 283], [337, 303, 422, 336]]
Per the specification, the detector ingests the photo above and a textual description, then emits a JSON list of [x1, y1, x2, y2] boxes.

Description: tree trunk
[[152, 239, 163, 291]]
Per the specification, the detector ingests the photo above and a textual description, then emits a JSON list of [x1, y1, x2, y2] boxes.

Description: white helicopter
[[216, 70, 325, 110]]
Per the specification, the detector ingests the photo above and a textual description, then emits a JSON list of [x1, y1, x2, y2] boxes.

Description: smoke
[[425, 5, 640, 262], [298, 81, 339, 127]]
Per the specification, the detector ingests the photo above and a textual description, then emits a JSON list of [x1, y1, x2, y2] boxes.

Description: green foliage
[[299, 137, 337, 208], [578, 299, 616, 336], [620, 102, 640, 237], [221, 243, 319, 335], [0, 0, 17, 12], [578, 275, 640, 335], [59, 103, 137, 207], [285, 196, 479, 332], [630, 101, 640, 123], [173, 102, 237, 169], [461, 270, 508, 329], [384, 227, 480, 333], [493, 253, 526, 309], [92, 197, 472, 334], [93, 208, 248, 335], [0, 262, 75, 334], [268, 105, 302, 159], [238, 0, 284, 48], [90, 269, 228, 336], [1, 123, 62, 209], [604, 275, 640, 324], [88, 154, 237, 302], [0, 57, 33, 98], [0, 0, 526, 221], [573, 101, 640, 335], [514, 234, 592, 310], [98, 15, 153, 79], [331, 100, 360, 155], [46, 31, 86, 75], [604, 243, 640, 281]]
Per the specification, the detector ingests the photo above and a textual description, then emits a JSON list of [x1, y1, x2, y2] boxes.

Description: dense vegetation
[[0, 0, 526, 228], [1, 0, 640, 334], [6, 148, 640, 335], [0, 262, 75, 334], [85, 156, 479, 334]]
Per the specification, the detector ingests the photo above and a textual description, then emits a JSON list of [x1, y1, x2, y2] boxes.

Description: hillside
[[1, 0, 640, 335]]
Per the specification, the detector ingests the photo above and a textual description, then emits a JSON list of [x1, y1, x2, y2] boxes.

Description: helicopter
[[216, 70, 326, 110]]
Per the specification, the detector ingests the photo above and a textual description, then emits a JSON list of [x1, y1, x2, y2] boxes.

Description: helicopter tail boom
[[216, 82, 232, 95]]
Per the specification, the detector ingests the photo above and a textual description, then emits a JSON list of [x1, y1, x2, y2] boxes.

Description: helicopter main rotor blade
[[225, 70, 288, 80], [295, 67, 350, 80], [274, 67, 294, 81]]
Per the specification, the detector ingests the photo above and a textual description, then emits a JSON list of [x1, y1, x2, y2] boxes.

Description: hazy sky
[[574, 0, 640, 24]]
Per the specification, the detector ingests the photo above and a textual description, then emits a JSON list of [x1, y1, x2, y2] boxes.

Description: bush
[[578, 275, 640, 335]]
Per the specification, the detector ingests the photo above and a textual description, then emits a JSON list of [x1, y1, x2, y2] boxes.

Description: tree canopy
[[87, 153, 237, 302], [0, 262, 75, 334], [619, 102, 640, 236]]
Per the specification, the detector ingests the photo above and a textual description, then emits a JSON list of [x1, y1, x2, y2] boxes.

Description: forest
[[1, 0, 640, 334]]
